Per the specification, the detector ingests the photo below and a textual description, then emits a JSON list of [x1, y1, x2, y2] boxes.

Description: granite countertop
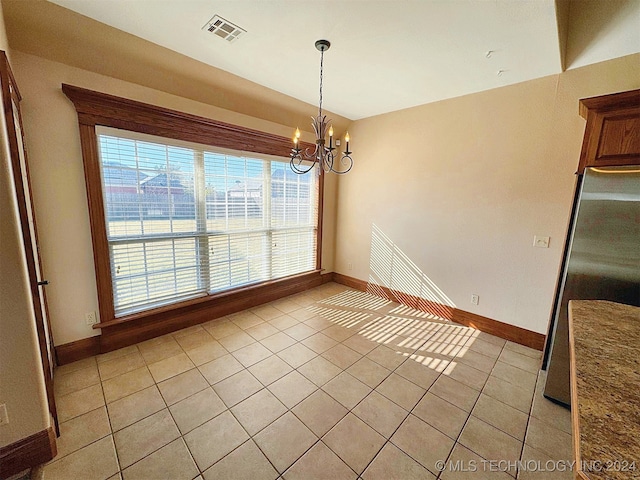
[[569, 300, 640, 480]]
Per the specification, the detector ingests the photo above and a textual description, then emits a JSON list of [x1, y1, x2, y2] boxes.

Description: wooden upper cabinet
[[577, 89, 640, 173]]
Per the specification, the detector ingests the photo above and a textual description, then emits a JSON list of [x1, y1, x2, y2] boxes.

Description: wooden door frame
[[0, 50, 58, 434]]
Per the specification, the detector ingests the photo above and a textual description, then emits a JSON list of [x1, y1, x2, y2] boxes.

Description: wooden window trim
[[62, 84, 324, 332]]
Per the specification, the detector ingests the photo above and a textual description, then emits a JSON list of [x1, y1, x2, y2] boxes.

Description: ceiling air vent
[[203, 15, 246, 42]]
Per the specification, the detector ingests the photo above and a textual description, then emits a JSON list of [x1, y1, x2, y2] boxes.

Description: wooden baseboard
[[333, 273, 455, 320], [0, 427, 56, 479], [55, 336, 101, 366], [320, 272, 335, 284], [55, 271, 327, 364], [452, 309, 546, 351], [333, 273, 545, 351], [332, 272, 366, 291]]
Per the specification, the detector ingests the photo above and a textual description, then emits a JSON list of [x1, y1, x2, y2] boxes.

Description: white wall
[[335, 53, 640, 334]]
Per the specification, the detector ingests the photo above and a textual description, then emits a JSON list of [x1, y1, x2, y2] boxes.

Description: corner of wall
[[0, 0, 51, 452]]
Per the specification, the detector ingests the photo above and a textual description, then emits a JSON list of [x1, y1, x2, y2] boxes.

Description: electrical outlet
[[533, 235, 550, 248], [348, 262, 353, 271], [0, 404, 9, 426], [85, 311, 97, 326], [471, 294, 480, 305]]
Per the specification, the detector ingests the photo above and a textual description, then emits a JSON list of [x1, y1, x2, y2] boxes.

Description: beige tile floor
[[44, 282, 573, 480]]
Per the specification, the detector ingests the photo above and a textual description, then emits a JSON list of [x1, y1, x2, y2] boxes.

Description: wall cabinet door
[[578, 89, 640, 173]]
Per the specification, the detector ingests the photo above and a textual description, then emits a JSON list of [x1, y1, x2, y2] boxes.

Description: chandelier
[[290, 39, 353, 175]]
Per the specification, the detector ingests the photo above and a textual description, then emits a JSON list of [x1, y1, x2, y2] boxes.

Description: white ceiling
[[48, 0, 640, 120]]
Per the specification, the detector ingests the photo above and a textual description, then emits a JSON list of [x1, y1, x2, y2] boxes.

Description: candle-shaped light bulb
[[329, 126, 334, 148], [345, 132, 350, 152], [293, 127, 300, 150]]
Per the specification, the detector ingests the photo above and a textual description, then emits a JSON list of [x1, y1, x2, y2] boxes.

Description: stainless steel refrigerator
[[543, 165, 640, 407]]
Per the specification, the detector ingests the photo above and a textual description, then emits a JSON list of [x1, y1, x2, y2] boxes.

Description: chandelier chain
[[318, 49, 324, 118]]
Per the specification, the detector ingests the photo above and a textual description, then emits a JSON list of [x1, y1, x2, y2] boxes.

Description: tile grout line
[[434, 340, 506, 480], [381, 332, 480, 479], [99, 358, 123, 478], [439, 340, 535, 479], [51, 285, 548, 480], [50, 291, 341, 476], [515, 370, 546, 480], [291, 334, 407, 476], [159, 381, 202, 478], [187, 337, 333, 477], [112, 355, 175, 477], [43, 409, 110, 467], [211, 295, 346, 475], [102, 337, 209, 476], [257, 293, 438, 477], [325, 324, 468, 478]]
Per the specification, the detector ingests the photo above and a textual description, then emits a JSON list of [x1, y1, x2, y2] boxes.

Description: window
[[97, 128, 318, 316], [63, 84, 323, 333]]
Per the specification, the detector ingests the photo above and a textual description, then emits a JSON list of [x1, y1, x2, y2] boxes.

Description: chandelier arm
[[294, 139, 321, 161], [305, 142, 321, 160], [290, 151, 316, 175], [289, 141, 322, 174], [322, 148, 334, 172], [328, 153, 353, 175]]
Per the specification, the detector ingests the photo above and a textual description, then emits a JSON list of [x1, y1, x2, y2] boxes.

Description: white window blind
[[97, 128, 318, 316]]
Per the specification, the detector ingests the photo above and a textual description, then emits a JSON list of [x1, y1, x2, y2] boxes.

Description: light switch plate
[[533, 236, 550, 248]]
